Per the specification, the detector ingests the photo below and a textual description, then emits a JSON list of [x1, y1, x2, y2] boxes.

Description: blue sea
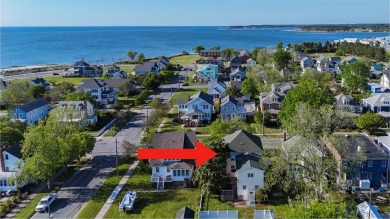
[[1, 26, 389, 68]]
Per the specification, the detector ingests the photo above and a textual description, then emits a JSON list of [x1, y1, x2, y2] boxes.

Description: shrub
[[256, 189, 268, 203]]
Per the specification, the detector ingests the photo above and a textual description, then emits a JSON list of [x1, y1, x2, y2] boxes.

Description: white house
[[362, 93, 390, 122], [149, 132, 196, 189], [236, 153, 264, 205], [223, 130, 264, 204], [316, 56, 337, 73], [230, 68, 246, 81], [246, 58, 256, 67], [208, 80, 227, 101], [300, 57, 314, 69], [0, 145, 25, 191], [380, 70, 390, 89], [176, 91, 214, 124], [57, 101, 97, 126], [220, 95, 247, 121], [77, 79, 115, 105]]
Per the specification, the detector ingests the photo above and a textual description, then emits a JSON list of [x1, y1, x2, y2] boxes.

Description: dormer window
[[5, 154, 8, 160], [384, 101, 389, 104]]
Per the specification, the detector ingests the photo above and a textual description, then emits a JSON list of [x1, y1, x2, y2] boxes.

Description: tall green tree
[[0, 126, 23, 149], [354, 112, 386, 134], [279, 77, 334, 127], [192, 45, 205, 54], [286, 200, 354, 218], [66, 90, 97, 106], [48, 81, 75, 101], [272, 50, 291, 70], [28, 84, 46, 98], [127, 50, 138, 60], [119, 80, 134, 97], [137, 53, 145, 63], [225, 86, 242, 98], [210, 119, 232, 137], [340, 62, 370, 93], [192, 139, 230, 196], [276, 42, 283, 51], [241, 78, 259, 100], [1, 83, 34, 107], [221, 48, 235, 60], [142, 74, 162, 90], [210, 46, 220, 50]]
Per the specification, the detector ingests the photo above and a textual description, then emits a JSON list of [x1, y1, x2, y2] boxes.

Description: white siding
[[237, 167, 264, 201]]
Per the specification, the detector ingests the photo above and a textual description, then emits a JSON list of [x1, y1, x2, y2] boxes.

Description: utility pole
[[262, 110, 265, 136], [115, 138, 118, 177]]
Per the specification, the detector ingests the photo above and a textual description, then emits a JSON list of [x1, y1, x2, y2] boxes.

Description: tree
[[279, 77, 334, 127], [112, 101, 124, 111], [142, 73, 162, 91], [182, 51, 189, 55], [28, 84, 46, 98], [254, 111, 271, 127], [150, 98, 162, 109], [48, 82, 75, 101], [127, 50, 138, 60], [66, 90, 97, 106], [221, 48, 235, 60], [1, 83, 34, 107], [241, 78, 259, 100], [340, 62, 370, 93], [276, 42, 283, 51], [137, 53, 145, 63], [210, 46, 220, 50], [272, 50, 291, 70], [119, 80, 134, 97], [122, 140, 137, 156], [354, 112, 386, 134], [286, 200, 354, 218], [192, 139, 230, 196], [0, 126, 23, 149], [225, 86, 242, 98], [210, 119, 232, 137], [192, 45, 205, 54], [135, 90, 149, 106], [255, 48, 272, 66], [230, 117, 254, 133]]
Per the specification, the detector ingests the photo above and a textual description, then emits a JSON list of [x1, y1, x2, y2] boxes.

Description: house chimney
[[283, 131, 287, 141], [0, 148, 5, 172]]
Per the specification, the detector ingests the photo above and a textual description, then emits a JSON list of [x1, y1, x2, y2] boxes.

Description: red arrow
[[137, 141, 217, 167]]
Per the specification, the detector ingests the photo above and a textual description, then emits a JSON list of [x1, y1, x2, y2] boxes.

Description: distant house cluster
[[63, 60, 103, 77], [134, 56, 170, 75]]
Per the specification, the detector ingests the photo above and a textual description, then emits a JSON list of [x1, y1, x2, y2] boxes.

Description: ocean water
[[0, 26, 388, 68]]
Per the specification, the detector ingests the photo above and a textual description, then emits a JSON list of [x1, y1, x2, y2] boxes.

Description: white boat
[[119, 191, 136, 212]]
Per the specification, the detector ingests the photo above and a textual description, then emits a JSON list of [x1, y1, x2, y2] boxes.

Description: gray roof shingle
[[235, 153, 263, 171], [223, 130, 263, 154], [15, 98, 49, 113], [5, 144, 23, 159], [77, 79, 105, 90], [189, 91, 214, 105]]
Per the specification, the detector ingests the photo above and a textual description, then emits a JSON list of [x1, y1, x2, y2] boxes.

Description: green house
[[196, 64, 218, 82]]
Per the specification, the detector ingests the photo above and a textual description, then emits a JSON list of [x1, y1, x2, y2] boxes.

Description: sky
[[1, 0, 389, 26]]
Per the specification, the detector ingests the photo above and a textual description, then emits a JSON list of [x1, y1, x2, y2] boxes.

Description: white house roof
[[362, 93, 390, 106]]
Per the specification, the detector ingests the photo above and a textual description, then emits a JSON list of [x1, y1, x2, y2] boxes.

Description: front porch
[[151, 174, 172, 190]]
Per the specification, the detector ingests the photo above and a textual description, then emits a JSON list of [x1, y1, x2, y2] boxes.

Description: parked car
[[35, 193, 57, 213], [52, 73, 59, 76], [182, 83, 190, 86], [106, 104, 113, 109]]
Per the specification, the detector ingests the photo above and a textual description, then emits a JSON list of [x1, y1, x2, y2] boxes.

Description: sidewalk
[[94, 160, 139, 219]]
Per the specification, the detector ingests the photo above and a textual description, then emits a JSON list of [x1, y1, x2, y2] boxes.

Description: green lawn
[[172, 88, 208, 102], [195, 126, 211, 135], [117, 65, 135, 73], [206, 196, 290, 218], [76, 157, 135, 219], [308, 52, 371, 62], [170, 55, 198, 65], [104, 189, 201, 218]]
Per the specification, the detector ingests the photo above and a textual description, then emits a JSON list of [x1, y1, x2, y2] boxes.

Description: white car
[[35, 193, 57, 213]]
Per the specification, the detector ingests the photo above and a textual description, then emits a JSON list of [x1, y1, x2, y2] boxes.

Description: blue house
[[11, 98, 50, 126], [367, 82, 390, 93], [371, 64, 382, 71], [332, 136, 389, 189], [29, 77, 50, 91]]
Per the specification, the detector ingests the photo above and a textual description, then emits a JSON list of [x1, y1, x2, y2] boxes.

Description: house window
[[3, 181, 7, 186], [0, 181, 3, 186], [156, 167, 159, 173], [181, 170, 185, 176], [231, 166, 236, 172], [193, 105, 198, 110], [186, 170, 189, 176], [167, 168, 170, 173], [367, 161, 373, 167], [367, 172, 372, 180], [248, 173, 254, 178], [173, 170, 177, 176], [255, 185, 259, 189], [5, 154, 8, 160], [178, 170, 181, 176], [203, 105, 208, 109], [243, 185, 246, 190], [5, 167, 9, 171], [382, 160, 387, 167]]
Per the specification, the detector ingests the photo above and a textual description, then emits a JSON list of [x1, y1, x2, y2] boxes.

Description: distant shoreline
[[228, 24, 390, 32]]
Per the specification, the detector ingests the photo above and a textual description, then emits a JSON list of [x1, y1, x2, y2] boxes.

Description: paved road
[[31, 74, 181, 219], [1, 70, 62, 81]]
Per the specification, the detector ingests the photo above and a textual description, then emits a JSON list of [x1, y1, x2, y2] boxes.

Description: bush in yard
[[256, 189, 268, 203], [134, 159, 151, 174], [354, 112, 386, 134]]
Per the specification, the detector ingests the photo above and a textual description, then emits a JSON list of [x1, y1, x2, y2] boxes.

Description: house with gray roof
[[208, 80, 226, 101], [0, 145, 26, 191], [330, 56, 342, 67], [70, 60, 103, 77], [316, 56, 340, 74], [334, 94, 360, 113], [362, 93, 390, 122], [199, 50, 221, 58], [223, 130, 264, 203], [77, 79, 115, 105], [344, 56, 358, 64], [0, 80, 9, 92], [155, 56, 170, 70], [199, 210, 238, 219], [220, 95, 247, 122], [134, 62, 159, 75], [176, 91, 214, 125], [370, 70, 383, 79], [30, 77, 50, 90], [227, 55, 242, 68], [230, 68, 246, 81], [58, 101, 97, 126], [259, 90, 285, 122], [300, 57, 314, 69], [106, 65, 120, 77], [11, 98, 50, 126], [149, 132, 196, 189]]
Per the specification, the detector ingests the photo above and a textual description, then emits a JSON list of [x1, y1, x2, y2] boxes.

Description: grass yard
[[195, 126, 211, 135], [104, 189, 201, 218], [76, 157, 135, 219], [117, 64, 135, 74], [10, 76, 98, 86], [308, 52, 371, 62], [160, 117, 186, 133], [206, 196, 290, 218], [170, 55, 198, 65], [251, 124, 283, 135], [172, 88, 208, 102]]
